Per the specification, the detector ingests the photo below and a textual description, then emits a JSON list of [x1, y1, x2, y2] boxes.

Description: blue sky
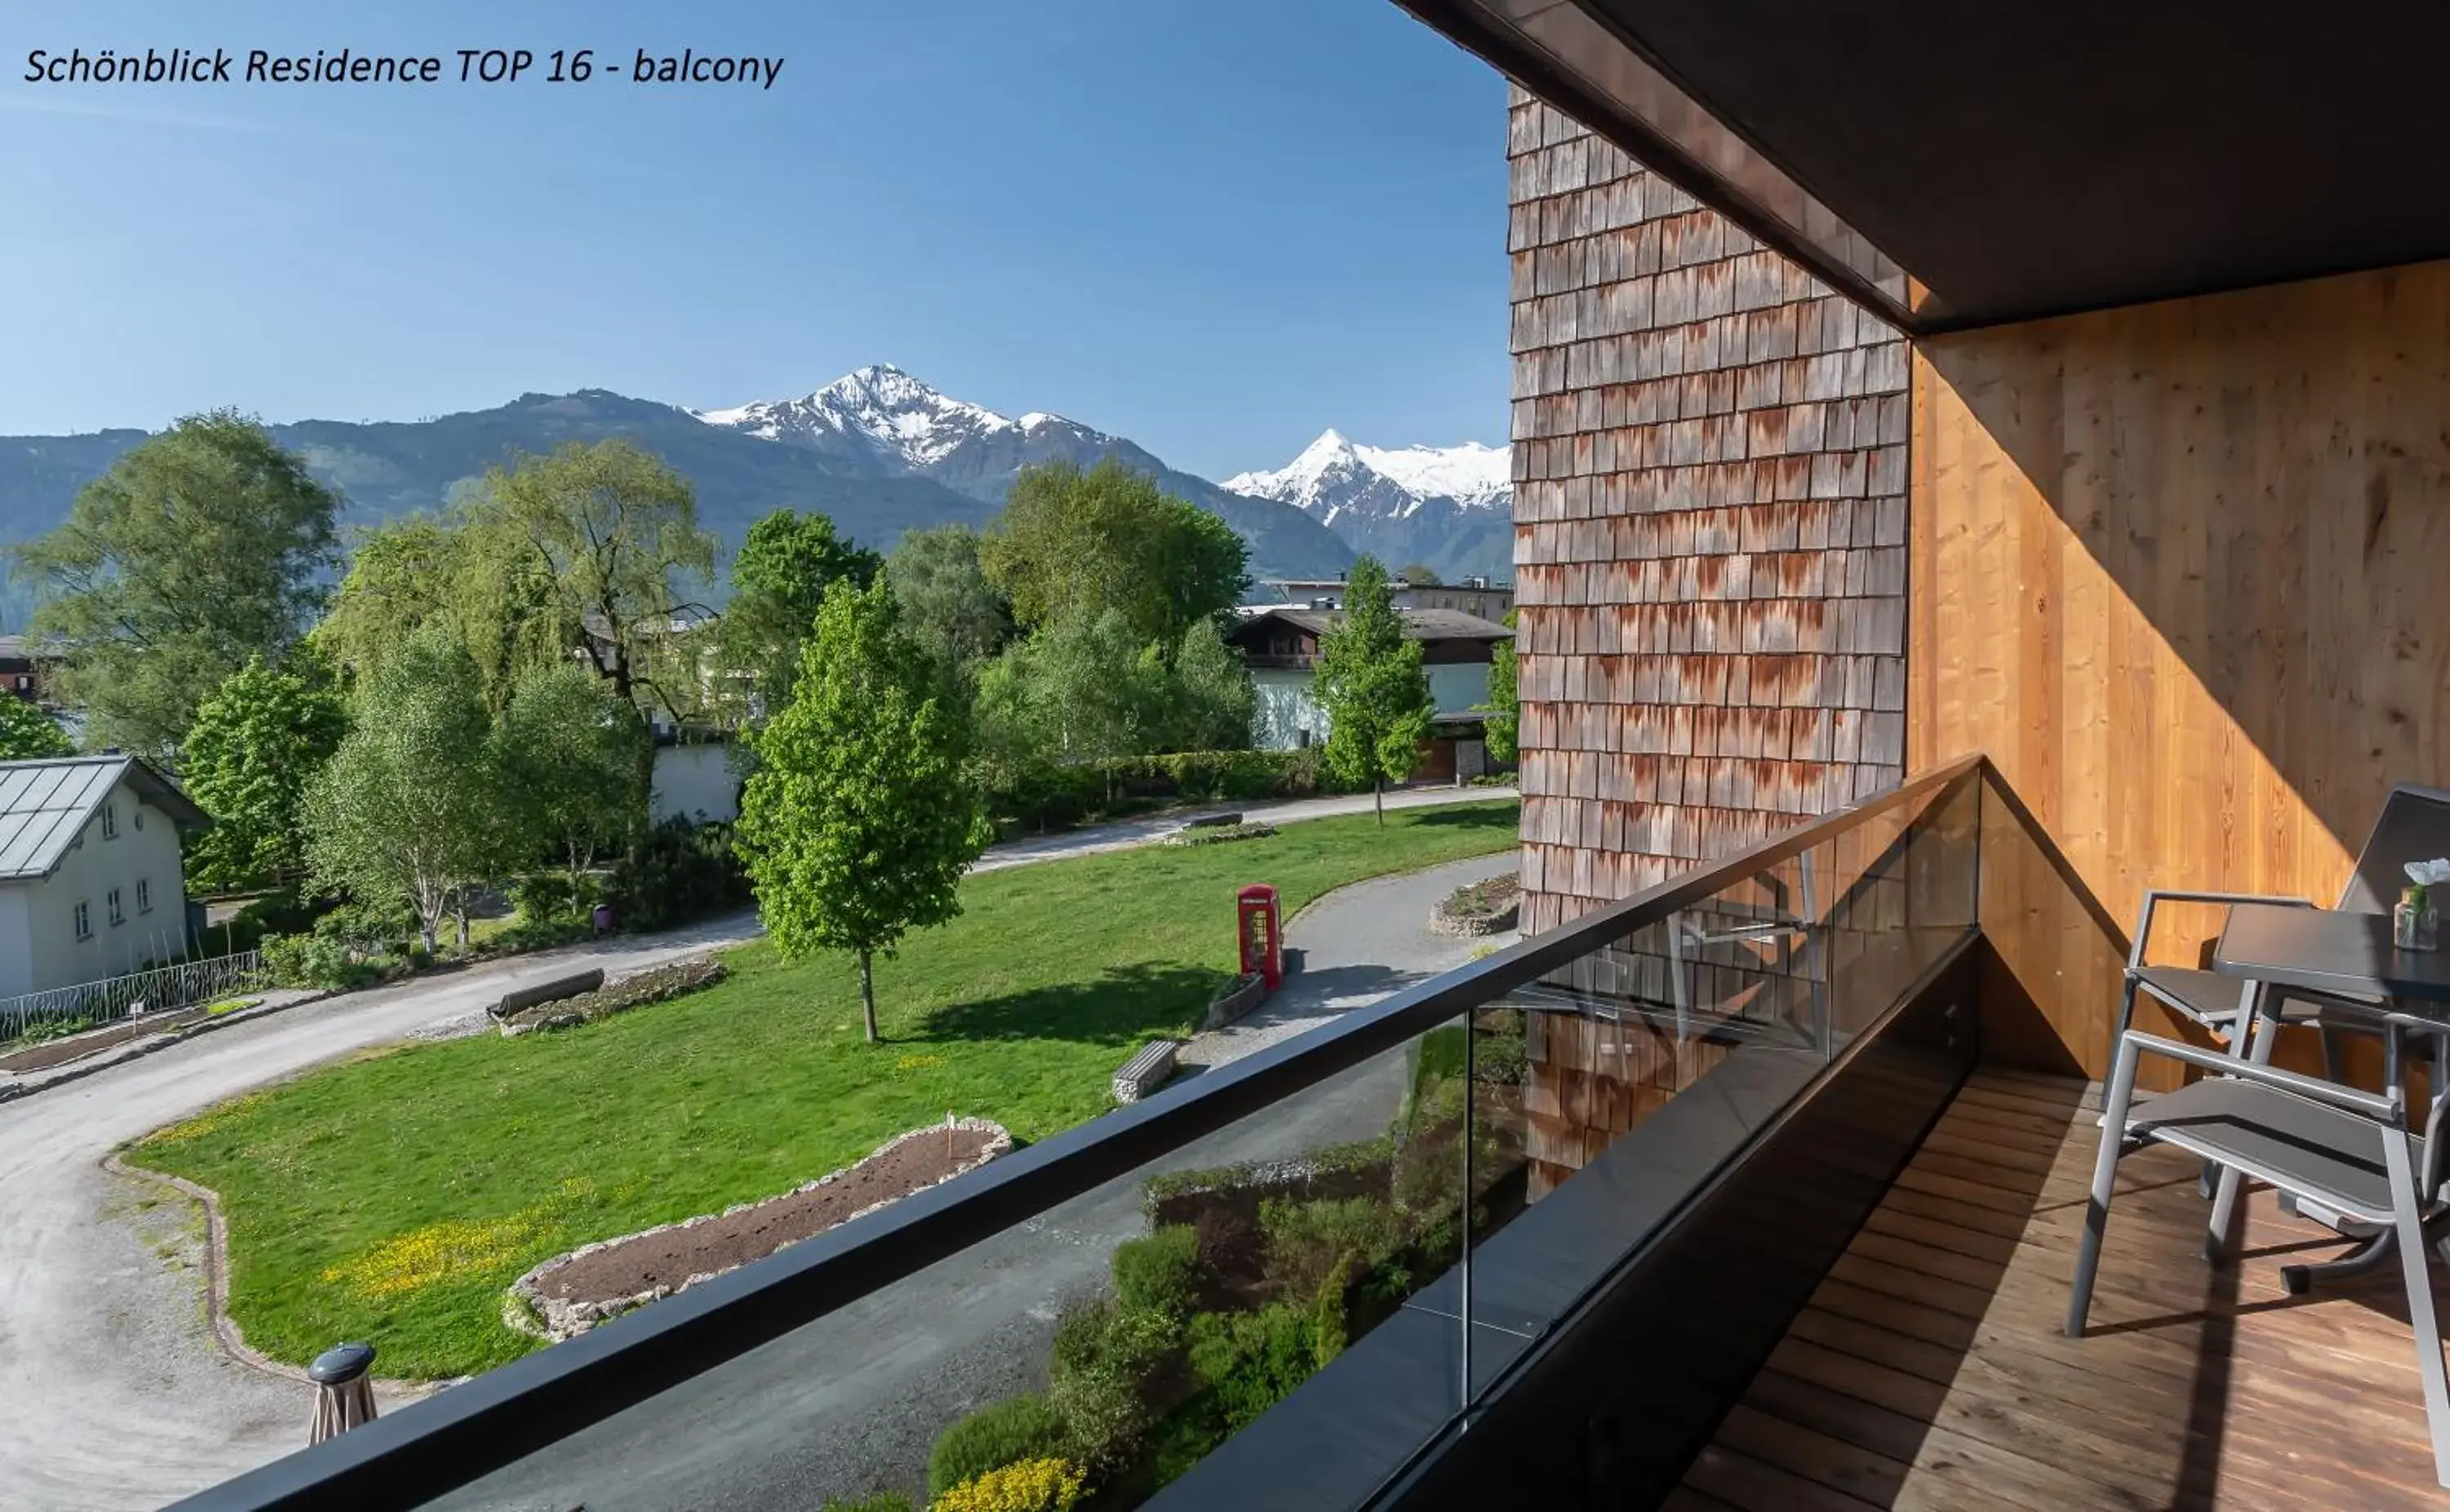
[[0, 0, 1509, 479]]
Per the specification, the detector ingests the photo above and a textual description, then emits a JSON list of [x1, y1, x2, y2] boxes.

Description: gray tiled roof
[[0, 757, 207, 881], [1232, 607, 1513, 642]]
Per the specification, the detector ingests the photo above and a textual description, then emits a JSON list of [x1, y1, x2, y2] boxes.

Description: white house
[[0, 757, 209, 999], [1223, 607, 1513, 780]]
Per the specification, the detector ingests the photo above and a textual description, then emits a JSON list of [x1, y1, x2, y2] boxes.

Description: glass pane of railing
[[1452, 776, 1976, 1407], [417, 1021, 1465, 1512]]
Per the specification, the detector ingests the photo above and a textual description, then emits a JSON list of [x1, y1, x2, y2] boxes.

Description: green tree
[[501, 660, 648, 898], [736, 579, 990, 1042], [717, 508, 882, 719], [1480, 607, 1518, 766], [0, 696, 72, 761], [473, 439, 719, 720], [1024, 611, 1172, 801], [180, 656, 349, 892], [8, 411, 338, 760], [1170, 616, 1254, 751], [303, 629, 514, 952], [886, 523, 1012, 674], [981, 460, 1245, 647], [1397, 563, 1441, 586], [1312, 558, 1433, 825]]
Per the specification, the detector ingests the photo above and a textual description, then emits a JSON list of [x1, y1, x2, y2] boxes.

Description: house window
[[74, 901, 91, 940], [137, 878, 152, 914], [101, 803, 117, 840], [108, 888, 124, 926]]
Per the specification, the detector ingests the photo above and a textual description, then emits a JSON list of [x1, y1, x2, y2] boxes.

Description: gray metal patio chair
[[2119, 785, 2450, 1075], [2067, 1015, 2450, 1488]]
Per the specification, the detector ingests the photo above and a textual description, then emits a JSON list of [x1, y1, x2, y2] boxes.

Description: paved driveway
[[0, 916, 761, 1512]]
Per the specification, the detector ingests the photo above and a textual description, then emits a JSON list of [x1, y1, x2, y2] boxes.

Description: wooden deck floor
[[1672, 1069, 2450, 1511]]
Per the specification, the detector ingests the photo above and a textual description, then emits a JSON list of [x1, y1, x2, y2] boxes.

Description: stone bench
[[488, 970, 605, 1021], [1113, 1039, 1182, 1104]]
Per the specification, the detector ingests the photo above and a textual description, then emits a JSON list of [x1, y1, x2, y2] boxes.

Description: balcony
[[163, 754, 2448, 1510]]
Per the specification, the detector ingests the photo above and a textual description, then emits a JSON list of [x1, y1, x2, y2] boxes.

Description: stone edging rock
[[1430, 899, 1518, 937], [506, 1118, 1014, 1343], [1202, 972, 1268, 1029]]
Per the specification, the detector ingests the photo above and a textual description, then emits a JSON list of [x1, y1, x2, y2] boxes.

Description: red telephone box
[[1237, 883, 1283, 991]]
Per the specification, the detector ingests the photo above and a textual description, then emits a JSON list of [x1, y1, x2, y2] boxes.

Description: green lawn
[[133, 801, 1518, 1379]]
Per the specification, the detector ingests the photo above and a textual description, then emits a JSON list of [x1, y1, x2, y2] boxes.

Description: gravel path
[[0, 914, 763, 1512], [969, 784, 1512, 874]]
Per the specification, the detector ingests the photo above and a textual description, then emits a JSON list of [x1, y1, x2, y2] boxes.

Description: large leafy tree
[[303, 629, 514, 952], [472, 439, 719, 720], [1313, 557, 1434, 825], [736, 579, 989, 1042], [8, 411, 338, 760], [180, 656, 349, 892], [885, 523, 1012, 674], [0, 696, 72, 762], [717, 507, 881, 718], [1480, 608, 1519, 766], [314, 510, 565, 716], [1022, 610, 1172, 802], [501, 660, 647, 896], [981, 460, 1246, 647], [1170, 616, 1254, 751]]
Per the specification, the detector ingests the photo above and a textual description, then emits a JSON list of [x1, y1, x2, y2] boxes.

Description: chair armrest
[[2127, 889, 2316, 972], [2119, 1029, 2397, 1119]]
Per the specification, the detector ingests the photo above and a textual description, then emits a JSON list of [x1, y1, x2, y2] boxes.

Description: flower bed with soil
[[497, 957, 726, 1036], [1428, 872, 1520, 936], [510, 1118, 1011, 1341]]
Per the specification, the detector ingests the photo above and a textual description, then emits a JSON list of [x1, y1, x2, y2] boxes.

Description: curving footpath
[[0, 841, 1518, 1511], [0, 914, 763, 1512]]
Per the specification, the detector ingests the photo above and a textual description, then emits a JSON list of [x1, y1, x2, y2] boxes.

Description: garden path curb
[[104, 1151, 451, 1397]]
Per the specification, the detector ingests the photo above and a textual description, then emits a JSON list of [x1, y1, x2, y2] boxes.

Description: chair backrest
[[2338, 784, 2450, 914]]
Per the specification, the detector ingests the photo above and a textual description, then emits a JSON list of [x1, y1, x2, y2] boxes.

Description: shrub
[[507, 871, 600, 924], [929, 1394, 1069, 1500], [930, 1457, 1085, 1512], [260, 932, 380, 992], [1258, 1195, 1410, 1299], [313, 896, 417, 953], [1047, 1298, 1170, 1475], [1472, 1031, 1527, 1086], [1187, 1304, 1318, 1436], [607, 817, 751, 932], [1111, 1225, 1203, 1319], [1139, 1136, 1393, 1216], [819, 1496, 914, 1512], [1311, 1256, 1352, 1370]]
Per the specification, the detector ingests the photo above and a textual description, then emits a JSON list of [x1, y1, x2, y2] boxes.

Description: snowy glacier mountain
[[693, 365, 1354, 579], [1223, 429, 1514, 582]]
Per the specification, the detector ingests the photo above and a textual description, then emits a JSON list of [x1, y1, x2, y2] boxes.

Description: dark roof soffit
[[1395, 0, 1931, 332]]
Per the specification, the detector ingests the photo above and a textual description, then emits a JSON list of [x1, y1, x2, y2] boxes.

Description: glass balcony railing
[[169, 757, 1984, 1512]]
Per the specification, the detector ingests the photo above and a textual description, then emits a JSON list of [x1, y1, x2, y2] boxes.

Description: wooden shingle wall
[[1507, 87, 1911, 934]]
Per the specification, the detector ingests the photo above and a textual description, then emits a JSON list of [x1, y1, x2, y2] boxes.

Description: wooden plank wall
[[1506, 86, 1911, 937], [1912, 261, 2450, 1078]]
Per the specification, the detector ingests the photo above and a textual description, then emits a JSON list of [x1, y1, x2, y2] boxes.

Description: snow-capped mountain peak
[[692, 364, 1089, 471], [1223, 429, 1512, 525]]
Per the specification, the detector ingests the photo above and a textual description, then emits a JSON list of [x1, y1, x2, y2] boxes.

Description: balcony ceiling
[[1412, 0, 2450, 332]]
